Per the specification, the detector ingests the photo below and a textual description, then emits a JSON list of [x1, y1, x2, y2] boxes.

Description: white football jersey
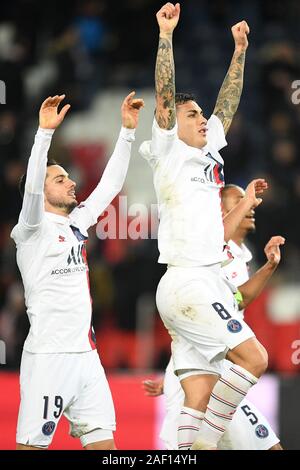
[[11, 126, 135, 353], [222, 240, 253, 289], [139, 115, 227, 267]]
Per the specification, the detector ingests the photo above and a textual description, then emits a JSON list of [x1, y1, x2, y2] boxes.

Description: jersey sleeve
[[70, 126, 135, 231], [139, 118, 178, 168], [14, 128, 54, 241], [207, 115, 227, 152]]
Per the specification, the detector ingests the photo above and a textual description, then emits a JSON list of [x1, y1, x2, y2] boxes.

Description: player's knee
[[269, 443, 283, 450], [183, 394, 209, 412], [181, 373, 218, 412], [243, 347, 268, 378], [228, 340, 269, 378], [16, 443, 46, 450], [84, 439, 116, 450], [254, 344, 268, 376], [81, 429, 115, 450], [252, 354, 268, 377], [182, 383, 206, 410]]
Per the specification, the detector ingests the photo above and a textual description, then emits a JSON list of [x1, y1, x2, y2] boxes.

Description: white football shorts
[[156, 264, 255, 375], [17, 349, 115, 447]]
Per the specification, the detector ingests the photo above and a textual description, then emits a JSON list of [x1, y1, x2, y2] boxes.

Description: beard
[[57, 201, 78, 214], [47, 195, 78, 214]]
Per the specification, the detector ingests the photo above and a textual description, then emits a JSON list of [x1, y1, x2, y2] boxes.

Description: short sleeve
[[151, 118, 178, 156], [207, 115, 227, 152], [139, 118, 178, 168]]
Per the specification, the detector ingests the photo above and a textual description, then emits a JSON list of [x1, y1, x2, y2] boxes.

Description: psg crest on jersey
[[42, 421, 56, 436], [227, 319, 242, 333], [255, 424, 269, 439]]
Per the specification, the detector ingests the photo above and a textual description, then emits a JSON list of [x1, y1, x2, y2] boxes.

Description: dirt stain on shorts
[[180, 305, 197, 320]]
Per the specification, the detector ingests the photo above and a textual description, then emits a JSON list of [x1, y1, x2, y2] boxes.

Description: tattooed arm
[[213, 21, 250, 135], [155, 3, 180, 130]]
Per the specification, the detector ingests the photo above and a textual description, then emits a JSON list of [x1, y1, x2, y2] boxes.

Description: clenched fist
[[231, 20, 250, 52], [157, 2, 180, 35]]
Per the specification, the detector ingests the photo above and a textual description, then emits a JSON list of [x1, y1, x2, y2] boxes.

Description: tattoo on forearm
[[155, 35, 176, 129], [213, 50, 246, 135]]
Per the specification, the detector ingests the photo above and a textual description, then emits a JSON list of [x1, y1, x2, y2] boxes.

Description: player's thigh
[[65, 351, 116, 446], [157, 267, 255, 361], [17, 352, 77, 448]]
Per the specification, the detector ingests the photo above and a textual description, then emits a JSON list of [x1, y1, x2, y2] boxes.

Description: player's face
[[44, 165, 77, 214], [176, 101, 208, 149], [222, 186, 256, 232]]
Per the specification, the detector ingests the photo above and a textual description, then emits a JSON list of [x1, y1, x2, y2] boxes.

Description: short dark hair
[[19, 160, 60, 198], [175, 92, 196, 106]]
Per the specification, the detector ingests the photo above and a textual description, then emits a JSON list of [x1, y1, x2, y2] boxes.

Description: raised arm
[[238, 236, 285, 310], [223, 179, 268, 243], [20, 95, 70, 228], [213, 21, 250, 135], [155, 3, 180, 130], [71, 92, 144, 229]]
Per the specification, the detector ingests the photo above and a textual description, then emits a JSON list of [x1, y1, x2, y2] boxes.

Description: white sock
[[192, 365, 258, 449], [177, 406, 204, 450]]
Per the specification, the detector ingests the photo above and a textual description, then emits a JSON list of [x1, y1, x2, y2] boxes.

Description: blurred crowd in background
[[0, 0, 300, 373]]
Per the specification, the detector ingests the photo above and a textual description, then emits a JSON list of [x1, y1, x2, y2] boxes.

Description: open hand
[[39, 95, 70, 129], [245, 178, 268, 208], [264, 236, 285, 267]]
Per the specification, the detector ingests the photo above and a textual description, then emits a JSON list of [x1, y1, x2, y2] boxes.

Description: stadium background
[[0, 0, 300, 449]]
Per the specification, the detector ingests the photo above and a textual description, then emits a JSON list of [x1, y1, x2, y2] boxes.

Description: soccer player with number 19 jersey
[[11, 92, 144, 450]]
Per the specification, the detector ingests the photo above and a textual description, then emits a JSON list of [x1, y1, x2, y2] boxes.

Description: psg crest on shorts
[[42, 421, 56, 436], [227, 319, 242, 333], [255, 424, 269, 439]]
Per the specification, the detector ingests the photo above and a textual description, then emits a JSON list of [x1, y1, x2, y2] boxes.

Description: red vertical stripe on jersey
[[82, 241, 96, 350], [214, 163, 223, 186]]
